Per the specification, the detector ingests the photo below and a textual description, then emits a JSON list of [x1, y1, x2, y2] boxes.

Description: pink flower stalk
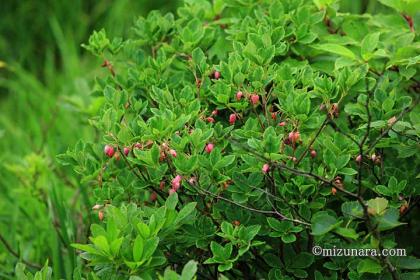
[[205, 143, 214, 154]]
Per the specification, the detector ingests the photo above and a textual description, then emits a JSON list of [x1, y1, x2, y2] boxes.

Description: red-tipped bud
[[271, 112, 277, 120], [310, 149, 317, 159], [206, 117, 215, 123], [278, 121, 286, 127], [250, 94, 259, 105], [262, 164, 270, 174], [356, 154, 362, 164], [104, 145, 115, 158], [169, 149, 177, 158], [205, 143, 214, 154], [114, 152, 121, 161], [229, 113, 237, 125], [236, 91, 243, 101], [288, 131, 301, 144], [123, 147, 130, 156], [150, 191, 158, 202]]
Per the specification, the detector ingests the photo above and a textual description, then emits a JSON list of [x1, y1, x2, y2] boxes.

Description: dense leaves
[[59, 0, 419, 279]]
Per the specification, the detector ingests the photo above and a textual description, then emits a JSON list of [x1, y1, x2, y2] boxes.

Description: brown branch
[[0, 233, 42, 269]]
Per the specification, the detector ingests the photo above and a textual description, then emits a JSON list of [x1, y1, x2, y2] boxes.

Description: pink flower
[[205, 143, 214, 154], [250, 94, 259, 105], [172, 175, 182, 190], [229, 113, 237, 125], [169, 149, 177, 157], [214, 71, 221, 79], [288, 131, 300, 143], [236, 91, 243, 101], [262, 164, 270, 174], [104, 145, 115, 158]]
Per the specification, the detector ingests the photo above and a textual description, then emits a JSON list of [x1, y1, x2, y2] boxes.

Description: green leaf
[[361, 32, 380, 60], [367, 197, 388, 215], [357, 259, 382, 274], [311, 211, 340, 235], [180, 260, 198, 280], [313, 44, 357, 60], [334, 227, 359, 240], [133, 235, 144, 262], [281, 233, 296, 243], [142, 237, 159, 261], [175, 202, 197, 224], [165, 192, 178, 210]]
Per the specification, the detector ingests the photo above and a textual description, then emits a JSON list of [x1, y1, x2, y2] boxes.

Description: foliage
[[57, 0, 420, 279]]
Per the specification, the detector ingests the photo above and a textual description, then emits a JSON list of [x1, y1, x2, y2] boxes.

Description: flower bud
[[150, 191, 158, 202], [104, 145, 115, 158], [212, 109, 219, 116], [236, 91, 243, 101], [310, 149, 317, 159], [214, 71, 220, 79], [331, 187, 337, 195], [356, 154, 362, 164], [123, 147, 130, 156], [206, 117, 215, 123], [98, 211, 104, 221], [250, 94, 259, 105], [278, 121, 286, 127], [205, 143, 214, 154], [262, 164, 270, 174], [229, 113, 237, 125], [288, 131, 300, 144], [92, 204, 102, 210], [169, 149, 177, 157]]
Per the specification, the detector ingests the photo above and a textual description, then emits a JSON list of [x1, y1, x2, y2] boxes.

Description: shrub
[[60, 0, 420, 279]]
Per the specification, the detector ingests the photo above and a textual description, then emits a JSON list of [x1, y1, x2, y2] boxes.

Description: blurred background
[[0, 0, 406, 278]]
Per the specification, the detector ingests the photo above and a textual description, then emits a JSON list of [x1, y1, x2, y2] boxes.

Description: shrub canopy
[[60, 0, 420, 279]]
